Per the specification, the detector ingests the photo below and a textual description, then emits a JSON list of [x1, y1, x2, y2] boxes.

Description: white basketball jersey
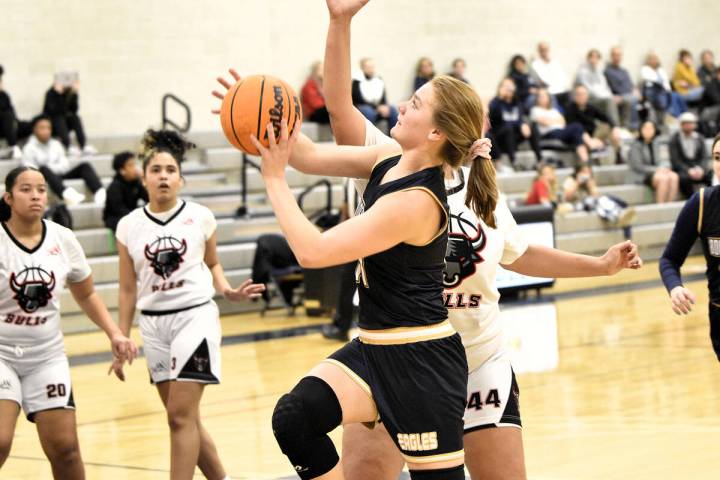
[[115, 200, 216, 312], [364, 123, 528, 372], [0, 220, 90, 348], [444, 168, 528, 371]]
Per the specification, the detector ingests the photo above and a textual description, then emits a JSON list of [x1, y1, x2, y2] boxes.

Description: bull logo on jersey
[[443, 212, 486, 288], [9, 267, 56, 313], [144, 236, 187, 279]]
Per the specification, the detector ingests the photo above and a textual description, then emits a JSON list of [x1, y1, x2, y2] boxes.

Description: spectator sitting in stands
[[21, 114, 105, 206], [414, 57, 435, 91], [43, 72, 96, 154], [641, 52, 687, 119], [488, 77, 542, 169], [251, 233, 299, 306], [628, 121, 679, 204], [565, 85, 621, 155], [508, 54, 537, 109], [672, 50, 705, 104], [103, 151, 147, 232], [530, 88, 590, 163], [697, 50, 717, 87], [0, 65, 32, 160], [604, 46, 640, 131], [447, 58, 469, 83], [351, 57, 398, 134], [701, 67, 720, 133], [531, 41, 571, 107], [576, 49, 620, 127], [561, 163, 635, 226], [670, 112, 711, 198], [301, 61, 330, 124], [525, 162, 557, 207]]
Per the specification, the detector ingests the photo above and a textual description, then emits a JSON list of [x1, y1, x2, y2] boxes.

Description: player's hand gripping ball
[[219, 74, 302, 155]]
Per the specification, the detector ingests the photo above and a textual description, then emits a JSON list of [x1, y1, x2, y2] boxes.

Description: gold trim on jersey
[[358, 320, 456, 345], [401, 449, 465, 464], [394, 186, 449, 246], [711, 302, 720, 308], [698, 187, 705, 234], [321, 359, 374, 400]]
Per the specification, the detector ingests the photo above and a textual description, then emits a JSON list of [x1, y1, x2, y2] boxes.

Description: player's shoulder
[[704, 185, 720, 199], [116, 206, 145, 230], [183, 200, 214, 219], [44, 219, 83, 251], [44, 218, 74, 239]]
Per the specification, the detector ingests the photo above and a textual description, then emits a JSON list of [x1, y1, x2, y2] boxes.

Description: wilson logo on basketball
[[9, 266, 56, 313], [264, 85, 285, 141], [144, 235, 187, 279]]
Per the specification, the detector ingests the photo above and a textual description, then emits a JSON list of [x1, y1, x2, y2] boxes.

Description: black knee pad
[[271, 376, 342, 479], [410, 465, 465, 480]]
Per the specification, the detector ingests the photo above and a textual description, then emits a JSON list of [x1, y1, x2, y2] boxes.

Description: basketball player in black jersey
[[661, 133, 720, 360], [236, 72, 491, 478]]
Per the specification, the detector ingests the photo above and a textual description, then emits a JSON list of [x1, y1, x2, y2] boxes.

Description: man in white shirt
[[531, 41, 571, 106], [351, 57, 398, 134], [21, 115, 105, 206]]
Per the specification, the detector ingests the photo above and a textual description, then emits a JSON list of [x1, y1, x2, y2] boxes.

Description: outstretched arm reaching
[[323, 0, 371, 146], [504, 241, 643, 278]]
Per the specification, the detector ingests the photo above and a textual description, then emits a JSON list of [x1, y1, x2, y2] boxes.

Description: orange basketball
[[220, 74, 303, 155]]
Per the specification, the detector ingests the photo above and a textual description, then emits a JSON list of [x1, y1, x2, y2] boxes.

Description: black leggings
[[0, 111, 31, 147], [50, 113, 86, 149], [40, 162, 102, 197], [492, 123, 542, 162]]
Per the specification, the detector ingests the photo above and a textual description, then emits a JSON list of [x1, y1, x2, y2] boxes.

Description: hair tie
[[469, 138, 492, 160]]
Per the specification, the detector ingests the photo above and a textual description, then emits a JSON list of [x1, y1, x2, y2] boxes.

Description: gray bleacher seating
[[2, 128, 695, 332]]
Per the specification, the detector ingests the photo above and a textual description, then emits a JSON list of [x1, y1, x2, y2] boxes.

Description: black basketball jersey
[[357, 155, 449, 330], [699, 186, 720, 303]]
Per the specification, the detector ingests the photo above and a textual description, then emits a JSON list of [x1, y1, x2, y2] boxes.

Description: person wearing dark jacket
[[43, 75, 93, 153], [508, 55, 536, 108], [669, 112, 711, 198], [564, 85, 620, 151], [488, 77, 541, 167], [0, 65, 31, 159], [102, 151, 147, 232], [700, 68, 720, 134]]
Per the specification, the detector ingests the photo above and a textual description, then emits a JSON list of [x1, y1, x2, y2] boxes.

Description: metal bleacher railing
[[161, 93, 191, 133]]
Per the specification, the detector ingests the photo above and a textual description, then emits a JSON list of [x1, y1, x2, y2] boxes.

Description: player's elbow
[[296, 252, 323, 269]]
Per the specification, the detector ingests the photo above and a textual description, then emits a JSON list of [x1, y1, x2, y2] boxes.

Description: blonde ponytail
[[431, 75, 498, 228]]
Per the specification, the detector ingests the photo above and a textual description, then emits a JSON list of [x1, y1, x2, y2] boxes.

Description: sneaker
[[616, 207, 636, 228], [11, 146, 22, 160], [62, 187, 85, 206], [93, 187, 107, 206], [321, 324, 349, 342], [82, 145, 98, 156], [68, 145, 81, 157]]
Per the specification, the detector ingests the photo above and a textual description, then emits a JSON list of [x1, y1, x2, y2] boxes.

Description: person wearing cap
[[669, 112, 711, 198]]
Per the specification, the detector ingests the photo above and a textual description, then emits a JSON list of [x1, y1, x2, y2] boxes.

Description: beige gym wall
[[1, 0, 716, 138]]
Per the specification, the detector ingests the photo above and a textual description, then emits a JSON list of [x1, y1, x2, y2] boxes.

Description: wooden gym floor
[[3, 257, 719, 479]]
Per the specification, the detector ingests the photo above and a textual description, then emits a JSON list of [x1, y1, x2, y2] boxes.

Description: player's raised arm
[[211, 69, 394, 179], [323, 0, 371, 146]]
